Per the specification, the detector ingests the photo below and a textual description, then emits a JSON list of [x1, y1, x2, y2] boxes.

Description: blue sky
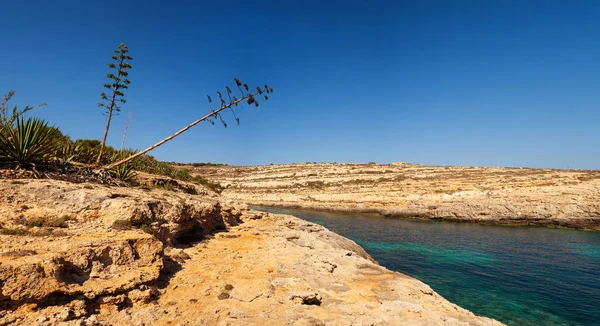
[[1, 0, 599, 168]]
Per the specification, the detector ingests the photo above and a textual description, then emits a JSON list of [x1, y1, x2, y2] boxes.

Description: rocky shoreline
[[249, 201, 600, 229], [0, 179, 501, 325], [183, 163, 600, 230]]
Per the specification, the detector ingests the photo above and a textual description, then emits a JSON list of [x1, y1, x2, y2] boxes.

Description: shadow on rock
[[156, 256, 183, 290]]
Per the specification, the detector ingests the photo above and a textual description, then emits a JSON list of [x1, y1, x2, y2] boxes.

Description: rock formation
[[0, 179, 501, 325], [184, 163, 600, 229]]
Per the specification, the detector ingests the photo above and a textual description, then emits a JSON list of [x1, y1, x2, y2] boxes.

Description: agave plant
[[73, 139, 102, 164], [0, 125, 6, 162], [107, 149, 138, 184], [110, 163, 137, 184], [0, 117, 58, 166], [54, 141, 82, 165]]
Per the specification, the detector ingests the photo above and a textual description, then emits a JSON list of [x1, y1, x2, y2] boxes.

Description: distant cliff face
[[0, 179, 501, 325], [183, 163, 600, 229]]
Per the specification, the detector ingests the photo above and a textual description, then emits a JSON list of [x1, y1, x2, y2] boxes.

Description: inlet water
[[253, 206, 600, 326]]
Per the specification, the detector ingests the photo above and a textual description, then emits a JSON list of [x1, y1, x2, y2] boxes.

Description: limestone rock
[[0, 179, 502, 325], [182, 163, 600, 229]]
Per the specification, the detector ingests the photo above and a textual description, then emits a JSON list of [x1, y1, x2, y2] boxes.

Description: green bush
[[192, 175, 224, 194], [54, 140, 80, 164], [175, 168, 192, 181], [0, 114, 222, 191], [69, 139, 119, 165]]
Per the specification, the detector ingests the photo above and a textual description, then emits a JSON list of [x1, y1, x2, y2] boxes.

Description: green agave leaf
[[0, 117, 58, 165]]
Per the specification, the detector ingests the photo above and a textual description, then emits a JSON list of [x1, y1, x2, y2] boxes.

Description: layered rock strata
[[184, 163, 600, 229]]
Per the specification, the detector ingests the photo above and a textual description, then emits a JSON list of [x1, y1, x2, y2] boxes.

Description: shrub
[[45, 215, 73, 228], [1, 249, 37, 257], [0, 117, 59, 166], [178, 162, 228, 167], [175, 168, 192, 181], [192, 175, 224, 194], [72, 139, 101, 163], [0, 228, 29, 235], [23, 215, 73, 228], [69, 139, 121, 165], [111, 163, 137, 184], [32, 228, 67, 237], [24, 217, 46, 228], [54, 140, 80, 165], [154, 161, 176, 177]]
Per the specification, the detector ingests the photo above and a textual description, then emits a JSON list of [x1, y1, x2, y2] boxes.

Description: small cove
[[253, 206, 600, 326]]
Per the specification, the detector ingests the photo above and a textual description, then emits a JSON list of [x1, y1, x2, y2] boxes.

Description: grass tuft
[[0, 228, 29, 235]]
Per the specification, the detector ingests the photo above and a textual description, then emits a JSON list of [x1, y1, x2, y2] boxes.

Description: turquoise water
[[254, 206, 600, 326]]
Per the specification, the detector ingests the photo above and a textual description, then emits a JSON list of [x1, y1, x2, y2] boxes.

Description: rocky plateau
[[184, 163, 600, 229]]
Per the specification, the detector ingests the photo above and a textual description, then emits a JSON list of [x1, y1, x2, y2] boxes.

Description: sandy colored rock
[[98, 212, 500, 326], [0, 179, 501, 325], [183, 163, 600, 229]]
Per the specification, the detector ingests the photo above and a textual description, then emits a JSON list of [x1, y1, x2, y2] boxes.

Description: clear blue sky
[[1, 0, 598, 168]]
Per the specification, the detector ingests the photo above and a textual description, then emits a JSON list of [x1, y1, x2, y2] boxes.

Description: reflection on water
[[253, 206, 600, 326]]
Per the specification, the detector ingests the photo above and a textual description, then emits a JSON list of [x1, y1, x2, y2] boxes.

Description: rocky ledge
[[0, 179, 500, 325]]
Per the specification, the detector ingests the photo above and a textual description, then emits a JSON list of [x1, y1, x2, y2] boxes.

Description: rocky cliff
[[183, 163, 600, 229], [0, 179, 501, 325]]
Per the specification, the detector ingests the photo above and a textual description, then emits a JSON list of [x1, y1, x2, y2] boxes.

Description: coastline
[[182, 163, 600, 230], [0, 179, 501, 325], [249, 202, 600, 230]]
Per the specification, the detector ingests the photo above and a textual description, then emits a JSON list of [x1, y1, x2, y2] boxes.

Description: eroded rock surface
[[0, 179, 501, 325], [183, 163, 600, 229]]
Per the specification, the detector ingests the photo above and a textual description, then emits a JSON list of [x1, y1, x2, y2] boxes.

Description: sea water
[[253, 206, 600, 326]]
